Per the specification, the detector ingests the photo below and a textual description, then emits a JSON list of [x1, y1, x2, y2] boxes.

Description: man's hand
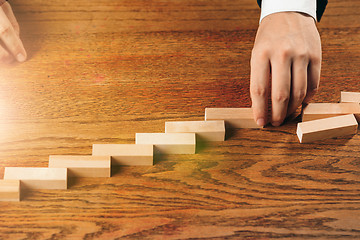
[[250, 12, 321, 127], [0, 2, 26, 64]]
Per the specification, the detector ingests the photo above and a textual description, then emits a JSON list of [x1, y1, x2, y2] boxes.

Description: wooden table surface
[[0, 0, 359, 239]]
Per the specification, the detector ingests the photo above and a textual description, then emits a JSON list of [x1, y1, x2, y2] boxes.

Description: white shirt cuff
[[259, 0, 317, 23]]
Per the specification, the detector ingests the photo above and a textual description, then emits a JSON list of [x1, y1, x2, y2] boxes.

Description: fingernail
[[256, 118, 265, 126], [16, 53, 26, 62], [272, 121, 282, 127]]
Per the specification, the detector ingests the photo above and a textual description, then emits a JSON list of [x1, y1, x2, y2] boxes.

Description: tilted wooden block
[[341, 91, 360, 103], [205, 108, 261, 128], [136, 133, 196, 154], [0, 180, 20, 202], [297, 114, 358, 143], [4, 167, 67, 190], [49, 155, 111, 177], [92, 144, 153, 166], [302, 103, 360, 122], [165, 120, 225, 141]]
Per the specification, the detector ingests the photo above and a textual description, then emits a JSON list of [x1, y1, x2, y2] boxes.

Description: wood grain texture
[[0, 0, 359, 239]]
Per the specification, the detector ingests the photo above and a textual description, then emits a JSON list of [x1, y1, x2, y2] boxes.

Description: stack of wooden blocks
[[1, 92, 359, 202], [0, 107, 260, 202], [297, 91, 360, 143]]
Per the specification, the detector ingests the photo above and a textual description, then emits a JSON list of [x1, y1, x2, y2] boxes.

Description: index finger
[[0, 7, 26, 62], [250, 51, 270, 127], [2, 2, 20, 35]]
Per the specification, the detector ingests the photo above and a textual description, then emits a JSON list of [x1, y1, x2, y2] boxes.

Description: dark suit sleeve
[[257, 0, 262, 8], [316, 0, 328, 21], [257, 0, 328, 22]]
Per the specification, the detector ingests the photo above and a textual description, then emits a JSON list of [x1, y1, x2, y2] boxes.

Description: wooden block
[[302, 103, 360, 122], [165, 120, 225, 141], [136, 133, 196, 154], [297, 114, 358, 143], [0, 180, 20, 202], [92, 144, 153, 166], [205, 108, 261, 128], [4, 167, 67, 190], [49, 155, 111, 177], [341, 91, 360, 103]]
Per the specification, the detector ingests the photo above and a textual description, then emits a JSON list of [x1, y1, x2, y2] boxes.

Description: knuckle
[[273, 90, 290, 103], [295, 50, 308, 62], [0, 25, 11, 36], [277, 46, 292, 61], [251, 85, 267, 98], [251, 47, 269, 63]]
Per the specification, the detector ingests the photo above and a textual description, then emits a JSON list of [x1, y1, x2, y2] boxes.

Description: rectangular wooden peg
[[49, 155, 111, 177], [341, 91, 360, 103], [0, 179, 20, 202], [302, 103, 360, 122], [297, 114, 358, 143], [4, 167, 68, 190], [165, 120, 225, 141], [136, 133, 196, 154], [92, 144, 154, 166], [205, 108, 261, 128]]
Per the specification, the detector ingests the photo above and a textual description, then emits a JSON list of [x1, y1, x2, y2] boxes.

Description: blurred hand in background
[[0, 1, 27, 64]]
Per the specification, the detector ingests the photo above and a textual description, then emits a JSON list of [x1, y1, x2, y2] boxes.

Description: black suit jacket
[[257, 0, 328, 21]]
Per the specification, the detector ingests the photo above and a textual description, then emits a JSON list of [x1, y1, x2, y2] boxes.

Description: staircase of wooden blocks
[[1, 91, 359, 201]]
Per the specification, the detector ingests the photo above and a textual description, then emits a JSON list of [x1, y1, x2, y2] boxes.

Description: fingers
[[0, 5, 26, 63], [286, 59, 308, 116], [0, 44, 13, 63], [250, 50, 270, 127], [269, 54, 320, 126], [303, 57, 321, 104], [270, 58, 291, 126], [252, 54, 319, 127], [2, 2, 20, 35]]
